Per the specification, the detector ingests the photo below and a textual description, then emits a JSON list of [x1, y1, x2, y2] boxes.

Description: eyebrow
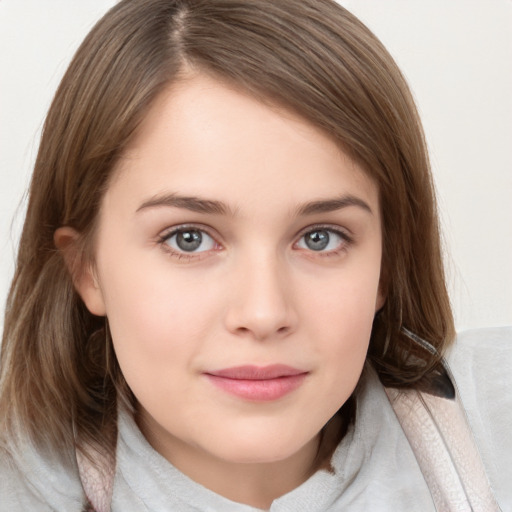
[[136, 193, 232, 215], [295, 195, 373, 216], [136, 192, 373, 217]]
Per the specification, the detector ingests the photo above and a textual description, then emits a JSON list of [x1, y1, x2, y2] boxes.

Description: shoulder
[[446, 326, 512, 508], [447, 326, 512, 411], [0, 445, 48, 511], [448, 326, 512, 366], [0, 441, 85, 511]]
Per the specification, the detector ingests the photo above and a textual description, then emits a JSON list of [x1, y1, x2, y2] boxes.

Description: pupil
[[176, 230, 202, 251], [306, 230, 329, 251]]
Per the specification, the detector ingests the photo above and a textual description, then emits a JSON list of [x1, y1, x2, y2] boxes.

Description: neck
[[136, 412, 336, 509], [174, 439, 319, 509]]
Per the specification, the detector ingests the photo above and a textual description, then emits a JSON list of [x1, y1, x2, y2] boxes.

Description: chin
[[205, 427, 320, 466]]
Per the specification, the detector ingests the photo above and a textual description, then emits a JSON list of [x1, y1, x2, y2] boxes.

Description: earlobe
[[54, 227, 107, 316], [375, 274, 387, 313], [375, 290, 386, 313]]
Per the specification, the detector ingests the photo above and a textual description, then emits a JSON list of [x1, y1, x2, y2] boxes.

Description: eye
[[163, 228, 217, 253], [296, 228, 348, 252]]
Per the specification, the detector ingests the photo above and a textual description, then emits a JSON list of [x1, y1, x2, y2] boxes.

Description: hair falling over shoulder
[[0, 0, 454, 460]]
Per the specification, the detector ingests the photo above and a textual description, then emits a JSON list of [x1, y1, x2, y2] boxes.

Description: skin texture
[[57, 74, 384, 508]]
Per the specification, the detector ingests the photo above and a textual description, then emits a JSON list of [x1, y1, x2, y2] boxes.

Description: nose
[[223, 251, 298, 341]]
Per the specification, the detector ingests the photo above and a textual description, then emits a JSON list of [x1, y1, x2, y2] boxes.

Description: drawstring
[[386, 330, 501, 511], [76, 442, 115, 512]]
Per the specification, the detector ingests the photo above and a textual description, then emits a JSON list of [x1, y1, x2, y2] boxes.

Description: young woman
[[1, 1, 510, 510]]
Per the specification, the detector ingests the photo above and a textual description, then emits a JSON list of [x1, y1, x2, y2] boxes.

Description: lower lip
[[205, 373, 307, 401]]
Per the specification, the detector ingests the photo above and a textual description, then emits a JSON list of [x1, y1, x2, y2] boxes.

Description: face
[[75, 74, 383, 478]]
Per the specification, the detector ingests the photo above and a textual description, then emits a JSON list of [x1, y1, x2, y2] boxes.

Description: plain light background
[[1, 0, 511, 335]]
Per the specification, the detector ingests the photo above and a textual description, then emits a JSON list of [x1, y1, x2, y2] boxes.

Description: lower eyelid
[[159, 241, 220, 262]]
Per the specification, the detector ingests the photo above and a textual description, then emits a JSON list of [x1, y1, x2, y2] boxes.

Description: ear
[[375, 267, 388, 313], [54, 227, 106, 316], [375, 287, 386, 313]]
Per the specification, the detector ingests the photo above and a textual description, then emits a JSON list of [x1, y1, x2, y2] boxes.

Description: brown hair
[[0, 0, 454, 461]]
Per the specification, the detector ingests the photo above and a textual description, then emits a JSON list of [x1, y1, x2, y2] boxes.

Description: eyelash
[[294, 225, 353, 257], [157, 224, 353, 260], [157, 224, 220, 261]]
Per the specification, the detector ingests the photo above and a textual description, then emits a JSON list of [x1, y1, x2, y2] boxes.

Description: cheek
[[305, 253, 381, 338], [303, 258, 381, 397], [97, 252, 221, 399], [100, 245, 216, 338]]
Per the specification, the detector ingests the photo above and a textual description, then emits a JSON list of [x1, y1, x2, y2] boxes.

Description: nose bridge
[[225, 245, 296, 340]]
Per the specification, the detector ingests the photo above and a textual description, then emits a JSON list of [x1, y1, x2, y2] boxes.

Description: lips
[[204, 365, 308, 401]]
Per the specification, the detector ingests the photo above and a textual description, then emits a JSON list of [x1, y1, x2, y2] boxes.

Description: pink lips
[[204, 365, 308, 401]]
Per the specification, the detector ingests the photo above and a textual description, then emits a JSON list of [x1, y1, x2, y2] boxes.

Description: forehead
[[107, 74, 379, 216]]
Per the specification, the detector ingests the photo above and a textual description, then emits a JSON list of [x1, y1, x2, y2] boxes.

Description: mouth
[[204, 365, 308, 401]]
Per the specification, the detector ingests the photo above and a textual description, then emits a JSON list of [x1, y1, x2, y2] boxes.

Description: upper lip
[[205, 365, 307, 380]]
